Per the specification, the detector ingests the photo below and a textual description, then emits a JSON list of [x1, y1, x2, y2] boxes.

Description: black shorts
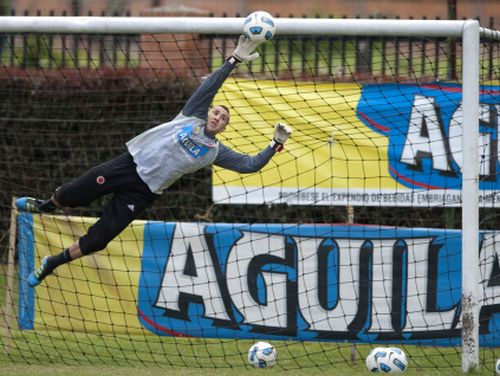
[[55, 152, 161, 254]]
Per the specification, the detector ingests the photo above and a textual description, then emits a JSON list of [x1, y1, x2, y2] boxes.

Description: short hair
[[213, 104, 230, 114]]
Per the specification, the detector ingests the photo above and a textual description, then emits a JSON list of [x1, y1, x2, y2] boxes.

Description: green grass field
[[1, 265, 498, 376], [0, 334, 497, 376]]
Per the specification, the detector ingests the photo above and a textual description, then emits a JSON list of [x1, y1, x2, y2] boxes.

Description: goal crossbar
[[0, 16, 484, 37]]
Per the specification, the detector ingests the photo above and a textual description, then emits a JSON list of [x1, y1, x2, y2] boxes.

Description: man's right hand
[[232, 35, 261, 63]]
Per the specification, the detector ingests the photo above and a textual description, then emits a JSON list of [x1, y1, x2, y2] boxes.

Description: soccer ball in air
[[243, 11, 276, 42], [247, 341, 277, 368], [495, 358, 500, 374], [376, 347, 408, 373], [366, 347, 389, 372]]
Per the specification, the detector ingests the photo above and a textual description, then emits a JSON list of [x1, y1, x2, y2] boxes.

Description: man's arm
[[214, 123, 293, 172], [182, 60, 238, 120], [182, 36, 262, 120], [214, 143, 276, 173]]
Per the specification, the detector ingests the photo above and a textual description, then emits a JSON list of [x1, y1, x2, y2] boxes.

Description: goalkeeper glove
[[270, 123, 292, 152], [232, 35, 261, 63]]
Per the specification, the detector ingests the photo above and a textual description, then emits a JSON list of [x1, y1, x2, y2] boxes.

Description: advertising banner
[[213, 80, 500, 207], [17, 213, 500, 346]]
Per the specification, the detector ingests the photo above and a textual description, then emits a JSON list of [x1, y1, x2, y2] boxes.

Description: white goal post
[[0, 16, 497, 373]]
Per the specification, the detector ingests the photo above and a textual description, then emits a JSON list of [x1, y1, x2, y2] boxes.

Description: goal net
[[0, 16, 499, 373]]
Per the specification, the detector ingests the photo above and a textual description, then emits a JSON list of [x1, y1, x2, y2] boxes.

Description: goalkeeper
[[19, 36, 292, 287]]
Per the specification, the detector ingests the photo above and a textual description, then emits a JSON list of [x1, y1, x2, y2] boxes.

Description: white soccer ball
[[243, 11, 276, 42], [495, 358, 500, 374], [247, 341, 277, 368], [376, 347, 408, 373], [366, 347, 389, 372]]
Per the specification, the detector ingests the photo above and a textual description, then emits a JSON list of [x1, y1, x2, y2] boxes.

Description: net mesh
[[0, 25, 499, 372]]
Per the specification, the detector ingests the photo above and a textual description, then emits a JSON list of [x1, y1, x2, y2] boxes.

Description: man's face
[[206, 105, 230, 136]]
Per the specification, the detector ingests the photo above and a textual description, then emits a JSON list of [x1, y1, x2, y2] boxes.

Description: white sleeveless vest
[[126, 113, 219, 194]]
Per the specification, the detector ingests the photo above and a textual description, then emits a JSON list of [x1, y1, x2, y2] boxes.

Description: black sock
[[44, 249, 72, 274], [39, 199, 57, 213]]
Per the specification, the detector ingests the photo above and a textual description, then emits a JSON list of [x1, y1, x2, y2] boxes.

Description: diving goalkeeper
[[18, 36, 292, 287]]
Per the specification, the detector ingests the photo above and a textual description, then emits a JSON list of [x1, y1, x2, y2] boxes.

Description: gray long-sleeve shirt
[[126, 60, 276, 194]]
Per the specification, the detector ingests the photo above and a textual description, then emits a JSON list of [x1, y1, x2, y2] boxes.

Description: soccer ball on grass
[[366, 347, 408, 373], [247, 341, 277, 368], [243, 11, 276, 42], [376, 347, 408, 373], [365, 347, 389, 372]]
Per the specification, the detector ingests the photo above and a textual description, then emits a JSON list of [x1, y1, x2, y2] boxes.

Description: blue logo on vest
[[177, 125, 209, 159]]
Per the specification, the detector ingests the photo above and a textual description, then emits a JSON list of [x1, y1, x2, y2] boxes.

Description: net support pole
[[3, 197, 17, 355], [346, 205, 355, 364], [461, 20, 480, 373]]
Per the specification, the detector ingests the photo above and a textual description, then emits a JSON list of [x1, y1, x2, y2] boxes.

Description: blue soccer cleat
[[16, 197, 57, 213], [16, 197, 42, 212], [27, 256, 52, 287]]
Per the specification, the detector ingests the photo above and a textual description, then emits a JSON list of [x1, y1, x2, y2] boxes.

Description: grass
[[0, 333, 497, 376], [227, 38, 475, 81], [0, 35, 139, 69], [5, 34, 491, 82], [0, 329, 488, 375], [1, 264, 499, 376]]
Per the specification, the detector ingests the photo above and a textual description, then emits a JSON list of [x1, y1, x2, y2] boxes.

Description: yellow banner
[[31, 214, 145, 334], [212, 78, 404, 205], [16, 214, 500, 345]]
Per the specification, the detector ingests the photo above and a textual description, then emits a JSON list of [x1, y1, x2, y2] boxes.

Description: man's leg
[[27, 241, 82, 287], [17, 153, 133, 214], [28, 190, 158, 287], [25, 152, 159, 287]]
